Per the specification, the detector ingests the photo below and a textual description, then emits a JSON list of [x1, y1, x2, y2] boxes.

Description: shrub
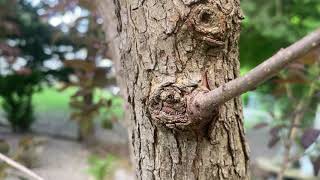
[[0, 71, 42, 132]]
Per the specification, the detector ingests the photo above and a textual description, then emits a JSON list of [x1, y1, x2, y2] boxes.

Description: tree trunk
[[78, 92, 95, 142], [99, 0, 250, 179]]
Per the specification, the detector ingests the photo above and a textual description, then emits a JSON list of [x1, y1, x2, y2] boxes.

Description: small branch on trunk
[[0, 152, 44, 180], [191, 28, 320, 118]]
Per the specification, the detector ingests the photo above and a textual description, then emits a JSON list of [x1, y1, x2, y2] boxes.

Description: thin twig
[[276, 81, 317, 180], [0, 152, 44, 180], [191, 28, 320, 118], [276, 102, 304, 180]]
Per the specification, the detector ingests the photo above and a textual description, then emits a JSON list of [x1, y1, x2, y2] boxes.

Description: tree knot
[[148, 83, 218, 130], [186, 4, 227, 47], [149, 84, 188, 129]]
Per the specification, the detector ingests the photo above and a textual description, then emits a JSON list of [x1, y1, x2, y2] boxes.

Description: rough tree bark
[[99, 0, 250, 179], [97, 0, 320, 179]]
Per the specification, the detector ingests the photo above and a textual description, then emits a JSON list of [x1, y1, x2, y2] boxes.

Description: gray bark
[[99, 0, 250, 179]]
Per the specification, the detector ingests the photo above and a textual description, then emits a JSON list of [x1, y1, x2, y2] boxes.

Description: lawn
[[33, 86, 76, 112]]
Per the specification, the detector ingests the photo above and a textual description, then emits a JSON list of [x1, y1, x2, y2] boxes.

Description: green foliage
[[87, 154, 117, 180], [0, 0, 59, 67], [240, 0, 320, 69], [0, 72, 42, 131], [0, 0, 118, 134], [0, 0, 69, 131], [241, 0, 320, 130]]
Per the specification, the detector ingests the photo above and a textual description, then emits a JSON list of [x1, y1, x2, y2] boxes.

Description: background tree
[[0, 0, 122, 138], [38, 0, 122, 141], [0, 0, 61, 131]]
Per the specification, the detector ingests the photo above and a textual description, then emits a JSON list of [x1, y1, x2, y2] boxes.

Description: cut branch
[[0, 152, 44, 180], [192, 28, 320, 117]]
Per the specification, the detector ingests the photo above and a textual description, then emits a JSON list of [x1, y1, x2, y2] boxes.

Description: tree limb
[[0, 152, 44, 180], [192, 28, 320, 117]]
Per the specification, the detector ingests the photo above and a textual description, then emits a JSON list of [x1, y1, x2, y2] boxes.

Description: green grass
[[1, 85, 124, 129], [33, 86, 76, 112], [33, 87, 124, 122], [0, 86, 75, 113]]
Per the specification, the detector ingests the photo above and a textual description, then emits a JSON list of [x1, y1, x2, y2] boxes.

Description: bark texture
[[102, 0, 250, 179]]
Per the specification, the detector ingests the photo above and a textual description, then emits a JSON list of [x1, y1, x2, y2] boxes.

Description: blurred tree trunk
[[96, 0, 126, 99], [78, 92, 95, 142], [96, 0, 130, 125], [97, 0, 250, 179], [96, 0, 134, 161]]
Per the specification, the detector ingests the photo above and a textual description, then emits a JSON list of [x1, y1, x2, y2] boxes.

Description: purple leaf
[[301, 128, 320, 149]]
